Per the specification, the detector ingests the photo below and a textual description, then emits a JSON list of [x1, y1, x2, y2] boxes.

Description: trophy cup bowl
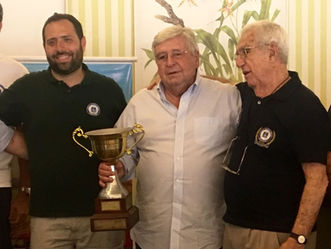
[[72, 124, 144, 231]]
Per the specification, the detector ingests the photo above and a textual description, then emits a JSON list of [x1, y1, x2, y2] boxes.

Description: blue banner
[[23, 62, 132, 102]]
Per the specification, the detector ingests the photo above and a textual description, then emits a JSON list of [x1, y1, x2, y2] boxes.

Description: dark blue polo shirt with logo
[[224, 71, 329, 232], [0, 64, 126, 217]]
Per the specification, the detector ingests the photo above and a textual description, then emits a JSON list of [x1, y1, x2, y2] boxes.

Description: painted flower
[[219, 0, 234, 15]]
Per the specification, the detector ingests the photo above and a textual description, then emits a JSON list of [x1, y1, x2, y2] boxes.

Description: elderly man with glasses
[[222, 20, 330, 249]]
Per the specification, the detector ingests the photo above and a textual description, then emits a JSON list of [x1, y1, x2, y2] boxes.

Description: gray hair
[[241, 20, 289, 64], [152, 25, 199, 56]]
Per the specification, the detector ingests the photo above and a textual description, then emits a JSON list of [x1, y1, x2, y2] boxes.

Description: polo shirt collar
[[46, 63, 91, 86], [268, 71, 301, 101]]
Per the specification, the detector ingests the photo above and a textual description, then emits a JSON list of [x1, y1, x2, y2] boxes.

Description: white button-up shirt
[[0, 120, 13, 152], [117, 73, 241, 249]]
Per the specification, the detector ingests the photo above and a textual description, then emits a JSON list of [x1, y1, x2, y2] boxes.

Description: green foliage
[[142, 48, 155, 68], [198, 0, 280, 82], [142, 0, 280, 83]]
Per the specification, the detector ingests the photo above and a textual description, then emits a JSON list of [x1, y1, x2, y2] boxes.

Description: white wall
[[0, 0, 65, 57]]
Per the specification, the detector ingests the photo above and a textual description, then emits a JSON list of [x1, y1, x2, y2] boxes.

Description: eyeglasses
[[222, 136, 249, 175], [155, 49, 188, 63], [235, 45, 266, 60]]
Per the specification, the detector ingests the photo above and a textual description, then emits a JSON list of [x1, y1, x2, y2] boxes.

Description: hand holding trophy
[[72, 124, 144, 231]]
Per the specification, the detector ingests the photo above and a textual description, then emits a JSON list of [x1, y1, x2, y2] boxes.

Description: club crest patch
[[86, 103, 100, 116], [255, 127, 276, 148]]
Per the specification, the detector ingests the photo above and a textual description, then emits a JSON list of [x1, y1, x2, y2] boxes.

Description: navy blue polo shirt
[[0, 64, 126, 217], [224, 71, 329, 232]]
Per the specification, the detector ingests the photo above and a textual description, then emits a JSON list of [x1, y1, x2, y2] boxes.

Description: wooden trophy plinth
[[91, 205, 139, 231], [91, 182, 139, 232], [95, 192, 133, 213]]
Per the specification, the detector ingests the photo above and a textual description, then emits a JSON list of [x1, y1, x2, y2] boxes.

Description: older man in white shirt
[[99, 25, 241, 249]]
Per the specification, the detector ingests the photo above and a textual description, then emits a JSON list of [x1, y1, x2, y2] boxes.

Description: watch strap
[[290, 232, 307, 245]]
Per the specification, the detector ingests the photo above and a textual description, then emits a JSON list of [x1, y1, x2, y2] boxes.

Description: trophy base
[[95, 192, 132, 213], [91, 206, 139, 231]]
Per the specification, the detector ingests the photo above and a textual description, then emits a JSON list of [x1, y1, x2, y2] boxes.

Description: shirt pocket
[[193, 117, 219, 146]]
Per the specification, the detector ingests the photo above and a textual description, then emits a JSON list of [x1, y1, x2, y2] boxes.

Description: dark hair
[[0, 3, 3, 22], [42, 13, 83, 43]]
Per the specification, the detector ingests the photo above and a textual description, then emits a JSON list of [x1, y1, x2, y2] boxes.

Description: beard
[[47, 45, 84, 75]]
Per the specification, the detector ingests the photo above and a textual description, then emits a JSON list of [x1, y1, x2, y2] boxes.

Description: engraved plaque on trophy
[[72, 124, 144, 231]]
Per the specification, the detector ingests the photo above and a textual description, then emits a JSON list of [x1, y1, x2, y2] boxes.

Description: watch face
[[298, 235, 306, 244]]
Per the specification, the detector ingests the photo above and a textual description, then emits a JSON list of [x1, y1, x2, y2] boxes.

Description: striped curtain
[[66, 0, 134, 57], [287, 0, 331, 108]]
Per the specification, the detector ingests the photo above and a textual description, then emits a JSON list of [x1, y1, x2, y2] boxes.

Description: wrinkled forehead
[[237, 31, 256, 49], [155, 35, 187, 52]]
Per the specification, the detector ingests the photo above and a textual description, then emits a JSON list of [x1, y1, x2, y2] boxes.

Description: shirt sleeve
[[115, 102, 140, 182], [119, 149, 140, 182], [0, 120, 14, 152], [289, 94, 329, 164]]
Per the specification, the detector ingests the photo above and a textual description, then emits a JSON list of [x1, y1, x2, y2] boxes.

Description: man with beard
[[0, 13, 126, 249]]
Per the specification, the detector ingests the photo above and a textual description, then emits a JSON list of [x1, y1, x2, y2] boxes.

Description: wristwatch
[[290, 232, 307, 244]]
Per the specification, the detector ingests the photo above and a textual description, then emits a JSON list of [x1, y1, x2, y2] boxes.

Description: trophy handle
[[126, 123, 145, 155], [72, 126, 94, 157]]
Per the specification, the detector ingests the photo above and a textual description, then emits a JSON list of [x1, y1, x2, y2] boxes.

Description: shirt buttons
[[257, 100, 261, 105]]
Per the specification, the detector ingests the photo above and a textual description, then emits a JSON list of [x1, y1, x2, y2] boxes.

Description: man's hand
[[98, 160, 125, 187], [9, 191, 29, 225], [147, 74, 160, 90]]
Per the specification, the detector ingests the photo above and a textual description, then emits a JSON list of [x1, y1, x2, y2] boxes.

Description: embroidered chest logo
[[0, 84, 5, 94], [255, 127, 276, 148], [86, 103, 101, 116]]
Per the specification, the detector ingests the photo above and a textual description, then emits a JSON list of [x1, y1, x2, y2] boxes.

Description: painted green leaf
[[231, 0, 246, 12], [195, 29, 218, 51], [216, 14, 225, 26], [271, 9, 280, 21], [223, 63, 232, 75], [221, 25, 237, 45], [228, 39, 236, 61], [200, 55, 218, 75], [217, 44, 232, 73], [242, 11, 253, 27], [144, 59, 153, 69], [143, 0, 280, 83], [142, 48, 155, 60]]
